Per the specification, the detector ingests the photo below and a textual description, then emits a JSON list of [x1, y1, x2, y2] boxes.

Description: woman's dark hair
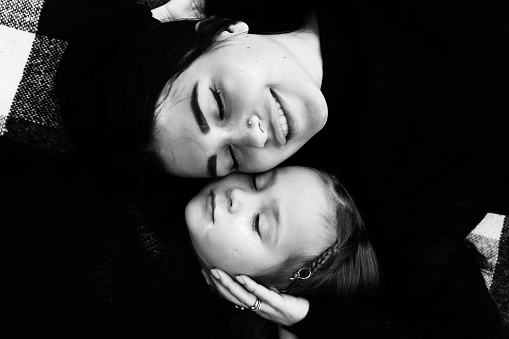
[[1, 152, 234, 337]]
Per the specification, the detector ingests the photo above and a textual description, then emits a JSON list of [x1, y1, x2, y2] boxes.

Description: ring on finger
[[249, 297, 262, 312]]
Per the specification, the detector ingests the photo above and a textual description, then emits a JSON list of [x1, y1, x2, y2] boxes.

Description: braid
[[309, 243, 341, 275]]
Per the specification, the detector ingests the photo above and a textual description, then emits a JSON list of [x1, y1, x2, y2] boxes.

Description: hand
[[208, 268, 310, 327], [279, 325, 300, 339], [151, 0, 207, 22]]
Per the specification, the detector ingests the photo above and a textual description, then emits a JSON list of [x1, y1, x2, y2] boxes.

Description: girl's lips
[[207, 190, 216, 223]]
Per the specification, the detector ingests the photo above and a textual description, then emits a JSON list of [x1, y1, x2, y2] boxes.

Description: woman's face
[[185, 166, 331, 277], [154, 23, 327, 177]]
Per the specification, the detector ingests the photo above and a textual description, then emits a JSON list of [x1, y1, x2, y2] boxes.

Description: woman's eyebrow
[[191, 83, 210, 134]]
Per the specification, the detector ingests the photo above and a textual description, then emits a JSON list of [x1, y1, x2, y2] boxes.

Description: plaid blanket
[[1, 0, 508, 327]]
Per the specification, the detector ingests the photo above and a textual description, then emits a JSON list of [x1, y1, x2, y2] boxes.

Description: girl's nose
[[227, 187, 254, 214]]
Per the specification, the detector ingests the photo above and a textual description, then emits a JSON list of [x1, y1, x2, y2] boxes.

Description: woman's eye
[[250, 174, 258, 190], [212, 88, 225, 120], [252, 213, 260, 235], [229, 145, 239, 172]]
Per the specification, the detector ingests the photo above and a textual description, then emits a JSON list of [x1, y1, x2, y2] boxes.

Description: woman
[[0, 133, 378, 337], [56, 0, 326, 186]]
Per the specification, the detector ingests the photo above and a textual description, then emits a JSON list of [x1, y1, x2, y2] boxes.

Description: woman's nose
[[232, 115, 267, 148]]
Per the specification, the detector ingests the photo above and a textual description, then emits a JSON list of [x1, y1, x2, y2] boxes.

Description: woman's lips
[[272, 93, 289, 137], [271, 90, 298, 145]]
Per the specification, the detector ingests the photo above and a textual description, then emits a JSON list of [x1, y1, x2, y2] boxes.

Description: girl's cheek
[[226, 215, 249, 258]]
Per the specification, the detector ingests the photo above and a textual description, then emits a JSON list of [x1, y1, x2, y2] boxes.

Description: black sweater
[[0, 138, 234, 338], [210, 0, 509, 338]]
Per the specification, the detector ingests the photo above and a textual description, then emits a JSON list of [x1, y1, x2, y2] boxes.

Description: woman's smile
[[153, 23, 325, 177], [271, 90, 298, 145]]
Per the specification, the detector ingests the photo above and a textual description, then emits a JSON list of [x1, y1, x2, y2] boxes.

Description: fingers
[[206, 269, 249, 308], [237, 275, 282, 304], [192, 0, 207, 18], [211, 269, 258, 308]]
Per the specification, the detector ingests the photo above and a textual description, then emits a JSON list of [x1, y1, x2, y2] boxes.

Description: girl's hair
[[249, 168, 380, 299]]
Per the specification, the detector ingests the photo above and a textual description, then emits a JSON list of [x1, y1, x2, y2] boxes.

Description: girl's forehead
[[272, 167, 331, 252]]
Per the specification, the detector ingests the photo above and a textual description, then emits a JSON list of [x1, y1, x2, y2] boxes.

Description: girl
[[1, 146, 378, 338]]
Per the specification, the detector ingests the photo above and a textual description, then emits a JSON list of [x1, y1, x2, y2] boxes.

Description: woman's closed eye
[[212, 89, 240, 172], [211, 88, 225, 120]]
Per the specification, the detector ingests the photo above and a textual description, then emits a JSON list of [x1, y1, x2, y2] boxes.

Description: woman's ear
[[216, 21, 249, 41]]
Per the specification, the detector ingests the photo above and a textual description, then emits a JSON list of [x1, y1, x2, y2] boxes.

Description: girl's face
[[185, 166, 331, 277], [153, 22, 327, 177]]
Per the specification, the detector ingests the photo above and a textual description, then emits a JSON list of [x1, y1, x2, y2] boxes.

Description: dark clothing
[[210, 0, 509, 338], [0, 138, 232, 338], [299, 2, 508, 338]]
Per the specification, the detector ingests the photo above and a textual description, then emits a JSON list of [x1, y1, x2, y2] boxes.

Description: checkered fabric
[[468, 214, 509, 325], [0, 0, 71, 153], [1, 0, 508, 326]]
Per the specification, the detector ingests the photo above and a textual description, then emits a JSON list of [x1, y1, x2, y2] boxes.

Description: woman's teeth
[[273, 94, 288, 137]]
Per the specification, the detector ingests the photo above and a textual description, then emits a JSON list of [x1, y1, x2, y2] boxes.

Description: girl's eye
[[229, 145, 239, 172], [252, 213, 260, 235], [250, 174, 258, 190], [212, 88, 225, 120]]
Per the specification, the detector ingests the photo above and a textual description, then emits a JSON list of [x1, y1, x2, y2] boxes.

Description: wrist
[[295, 299, 310, 324], [285, 299, 309, 326]]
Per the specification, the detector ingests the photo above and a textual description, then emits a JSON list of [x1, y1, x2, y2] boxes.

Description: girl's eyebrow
[[273, 205, 281, 245]]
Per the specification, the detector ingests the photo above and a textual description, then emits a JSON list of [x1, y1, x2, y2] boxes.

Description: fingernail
[[236, 276, 245, 285], [210, 269, 220, 280]]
